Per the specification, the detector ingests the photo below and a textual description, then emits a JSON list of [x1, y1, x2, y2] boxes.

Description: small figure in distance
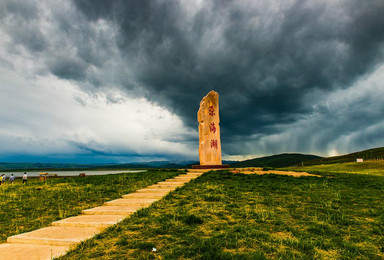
[[22, 172, 27, 184], [9, 174, 15, 185], [0, 174, 4, 185]]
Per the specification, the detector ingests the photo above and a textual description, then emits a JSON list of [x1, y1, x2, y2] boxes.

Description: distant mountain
[[97, 161, 188, 169], [131, 160, 197, 168], [0, 162, 177, 171], [0, 162, 105, 171], [0, 160, 239, 171], [304, 146, 384, 166], [231, 153, 322, 168]]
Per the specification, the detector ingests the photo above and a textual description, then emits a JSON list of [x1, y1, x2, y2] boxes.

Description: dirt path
[[230, 167, 321, 177]]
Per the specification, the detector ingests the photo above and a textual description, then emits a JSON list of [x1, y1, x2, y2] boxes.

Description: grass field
[[0, 169, 181, 243], [60, 167, 384, 259]]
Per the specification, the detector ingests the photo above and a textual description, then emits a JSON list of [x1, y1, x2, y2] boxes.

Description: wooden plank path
[[0, 171, 204, 260]]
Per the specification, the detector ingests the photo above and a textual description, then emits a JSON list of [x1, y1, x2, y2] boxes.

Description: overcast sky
[[1, 0, 384, 163]]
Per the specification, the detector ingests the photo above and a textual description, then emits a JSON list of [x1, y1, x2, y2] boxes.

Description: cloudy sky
[[1, 0, 384, 163]]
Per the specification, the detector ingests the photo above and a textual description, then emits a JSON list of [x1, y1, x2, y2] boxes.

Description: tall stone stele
[[195, 90, 229, 168]]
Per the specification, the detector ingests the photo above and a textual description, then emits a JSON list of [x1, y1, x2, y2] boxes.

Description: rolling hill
[[231, 153, 322, 168], [303, 146, 384, 166]]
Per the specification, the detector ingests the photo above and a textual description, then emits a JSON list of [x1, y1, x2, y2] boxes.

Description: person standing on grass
[[0, 174, 4, 185], [22, 172, 27, 184], [1, 174, 5, 185], [9, 174, 15, 185]]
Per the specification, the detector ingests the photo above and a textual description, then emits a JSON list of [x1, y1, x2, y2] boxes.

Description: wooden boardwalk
[[0, 171, 204, 260]]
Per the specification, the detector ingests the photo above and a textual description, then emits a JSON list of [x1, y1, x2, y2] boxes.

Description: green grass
[[285, 161, 384, 176], [59, 168, 384, 259], [0, 169, 181, 243]]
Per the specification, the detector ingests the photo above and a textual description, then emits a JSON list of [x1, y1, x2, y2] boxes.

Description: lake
[[1, 170, 146, 178]]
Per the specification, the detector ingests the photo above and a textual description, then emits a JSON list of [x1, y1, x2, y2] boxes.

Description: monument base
[[192, 164, 230, 169]]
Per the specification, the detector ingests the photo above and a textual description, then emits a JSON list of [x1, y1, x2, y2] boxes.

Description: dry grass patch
[[231, 167, 320, 177]]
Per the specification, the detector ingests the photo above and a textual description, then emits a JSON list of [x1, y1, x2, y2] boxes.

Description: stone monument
[[192, 91, 229, 169]]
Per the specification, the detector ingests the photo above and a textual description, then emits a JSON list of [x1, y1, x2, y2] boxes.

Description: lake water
[[2, 170, 146, 178]]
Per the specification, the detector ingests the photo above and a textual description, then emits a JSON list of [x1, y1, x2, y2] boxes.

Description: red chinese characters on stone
[[209, 106, 215, 116], [210, 139, 218, 149], [209, 122, 216, 133]]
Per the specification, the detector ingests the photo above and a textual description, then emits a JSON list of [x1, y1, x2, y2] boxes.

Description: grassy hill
[[231, 153, 321, 168], [304, 146, 384, 166]]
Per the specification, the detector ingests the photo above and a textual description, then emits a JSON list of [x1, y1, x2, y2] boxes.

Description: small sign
[[356, 158, 363, 162]]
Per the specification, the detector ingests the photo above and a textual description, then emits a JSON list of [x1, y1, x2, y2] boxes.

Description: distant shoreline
[[0, 168, 151, 172], [0, 169, 146, 177]]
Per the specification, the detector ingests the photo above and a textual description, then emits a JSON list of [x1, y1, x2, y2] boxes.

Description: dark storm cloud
[[49, 56, 88, 80], [1, 0, 120, 83], [0, 1, 47, 52], [2, 0, 384, 158], [70, 0, 384, 155]]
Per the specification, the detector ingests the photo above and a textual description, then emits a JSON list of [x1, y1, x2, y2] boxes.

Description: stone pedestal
[[192, 164, 230, 169]]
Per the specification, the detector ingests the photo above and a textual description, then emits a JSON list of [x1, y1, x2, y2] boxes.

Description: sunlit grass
[[0, 169, 181, 243], [285, 161, 384, 176], [60, 169, 384, 259]]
